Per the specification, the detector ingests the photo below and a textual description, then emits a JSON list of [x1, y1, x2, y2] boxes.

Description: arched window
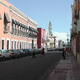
[[4, 13, 10, 33]]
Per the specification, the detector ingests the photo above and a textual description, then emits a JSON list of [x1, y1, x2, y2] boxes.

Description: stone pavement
[[46, 53, 80, 80]]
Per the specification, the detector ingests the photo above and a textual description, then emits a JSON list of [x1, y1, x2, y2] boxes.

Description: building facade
[[37, 28, 46, 48], [71, 0, 80, 62], [47, 34, 56, 48], [58, 40, 63, 48], [0, 0, 38, 50]]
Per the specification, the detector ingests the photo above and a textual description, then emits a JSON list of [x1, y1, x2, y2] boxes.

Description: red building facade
[[37, 28, 46, 48]]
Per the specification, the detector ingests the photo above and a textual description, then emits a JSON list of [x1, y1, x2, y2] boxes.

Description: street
[[0, 51, 62, 80]]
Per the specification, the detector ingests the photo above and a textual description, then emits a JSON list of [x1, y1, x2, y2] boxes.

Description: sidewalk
[[46, 53, 80, 80]]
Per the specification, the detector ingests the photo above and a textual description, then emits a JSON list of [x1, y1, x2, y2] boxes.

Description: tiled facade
[[0, 0, 38, 50]]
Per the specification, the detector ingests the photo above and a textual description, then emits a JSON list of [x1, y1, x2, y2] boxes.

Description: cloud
[[53, 32, 69, 42]]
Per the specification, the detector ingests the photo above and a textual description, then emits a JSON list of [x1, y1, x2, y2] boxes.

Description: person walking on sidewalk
[[62, 48, 66, 59], [32, 47, 36, 58], [41, 47, 45, 55]]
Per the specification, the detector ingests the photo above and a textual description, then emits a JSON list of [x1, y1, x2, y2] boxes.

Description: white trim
[[9, 6, 38, 25], [6, 38, 10, 41], [1, 37, 5, 40]]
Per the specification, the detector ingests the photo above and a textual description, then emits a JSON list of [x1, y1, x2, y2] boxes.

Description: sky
[[8, 0, 73, 41]]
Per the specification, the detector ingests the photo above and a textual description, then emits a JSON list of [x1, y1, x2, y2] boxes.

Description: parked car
[[8, 50, 16, 58], [0, 50, 4, 60], [28, 49, 33, 56], [38, 48, 43, 54], [34, 48, 41, 54], [0, 50, 11, 60], [22, 49, 29, 56], [18, 49, 26, 57], [11, 49, 21, 58]]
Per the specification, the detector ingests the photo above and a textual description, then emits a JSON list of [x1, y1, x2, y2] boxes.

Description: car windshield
[[8, 50, 13, 52], [0, 50, 2, 53], [2, 50, 9, 53]]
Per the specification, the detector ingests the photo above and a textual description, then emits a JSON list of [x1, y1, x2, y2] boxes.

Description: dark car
[[34, 48, 42, 54], [22, 49, 29, 56], [0, 50, 11, 60], [8, 50, 17, 58], [28, 49, 33, 56], [11, 49, 21, 58], [18, 49, 26, 57], [0, 50, 5, 60], [24, 49, 33, 56]]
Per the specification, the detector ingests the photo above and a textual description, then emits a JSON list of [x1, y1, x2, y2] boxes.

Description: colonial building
[[71, 0, 80, 62], [0, 0, 38, 50], [47, 21, 56, 48], [58, 40, 64, 48]]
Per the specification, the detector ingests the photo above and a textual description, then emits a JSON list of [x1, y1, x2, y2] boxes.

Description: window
[[32, 40, 34, 48], [4, 19, 8, 32], [15, 41, 16, 49], [11, 22, 14, 34], [4, 13, 10, 33], [2, 40, 4, 49], [7, 40, 9, 50], [17, 42, 19, 49], [20, 42, 21, 49], [11, 41, 13, 49]]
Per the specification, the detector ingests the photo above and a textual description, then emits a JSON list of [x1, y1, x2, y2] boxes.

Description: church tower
[[47, 21, 56, 48], [48, 21, 53, 36]]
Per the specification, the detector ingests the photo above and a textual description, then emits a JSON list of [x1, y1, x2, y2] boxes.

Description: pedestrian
[[32, 47, 36, 58], [41, 47, 45, 55], [62, 48, 66, 59]]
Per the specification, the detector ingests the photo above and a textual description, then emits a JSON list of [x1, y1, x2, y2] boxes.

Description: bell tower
[[47, 21, 56, 48], [48, 21, 53, 37]]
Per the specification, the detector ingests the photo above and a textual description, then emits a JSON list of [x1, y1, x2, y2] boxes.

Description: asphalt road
[[0, 51, 62, 80]]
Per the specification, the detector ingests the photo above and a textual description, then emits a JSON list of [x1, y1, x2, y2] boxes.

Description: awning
[[15, 20, 17, 25], [25, 26, 29, 29], [15, 21, 20, 26], [15, 20, 20, 25], [4, 13, 10, 23], [29, 26, 34, 31], [17, 22, 20, 26], [34, 29, 38, 33], [22, 24, 25, 28], [29, 26, 31, 31], [12, 19, 20, 26], [19, 23, 22, 26], [29, 26, 38, 33], [12, 19, 15, 24]]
